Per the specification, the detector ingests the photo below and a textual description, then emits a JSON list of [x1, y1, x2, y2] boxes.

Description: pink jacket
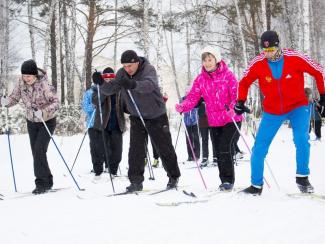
[[179, 61, 242, 127]]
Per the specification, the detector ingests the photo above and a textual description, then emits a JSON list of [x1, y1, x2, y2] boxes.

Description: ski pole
[[144, 138, 155, 180], [70, 109, 96, 172], [174, 117, 182, 150], [5, 107, 17, 192], [96, 84, 115, 193], [37, 113, 85, 191], [180, 116, 207, 189]]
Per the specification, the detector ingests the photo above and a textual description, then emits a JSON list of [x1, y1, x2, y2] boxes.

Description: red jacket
[[238, 49, 325, 115]]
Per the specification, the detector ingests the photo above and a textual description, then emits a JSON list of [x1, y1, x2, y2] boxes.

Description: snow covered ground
[[1, 123, 325, 244]]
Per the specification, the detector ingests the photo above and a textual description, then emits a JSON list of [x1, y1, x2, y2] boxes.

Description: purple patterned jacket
[[6, 73, 59, 122]]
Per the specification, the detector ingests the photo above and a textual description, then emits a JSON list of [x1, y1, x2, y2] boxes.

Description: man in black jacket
[[93, 50, 181, 192]]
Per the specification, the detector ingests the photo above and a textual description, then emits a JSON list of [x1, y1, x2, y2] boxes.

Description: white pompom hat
[[201, 46, 222, 63]]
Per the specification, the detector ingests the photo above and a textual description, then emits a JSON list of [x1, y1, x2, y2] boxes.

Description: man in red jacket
[[234, 30, 325, 195]]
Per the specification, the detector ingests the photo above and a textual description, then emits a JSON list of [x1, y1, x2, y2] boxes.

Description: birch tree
[[43, 0, 57, 71], [0, 0, 9, 94], [27, 0, 36, 60], [156, 0, 163, 89], [142, 0, 149, 58], [234, 0, 248, 67]]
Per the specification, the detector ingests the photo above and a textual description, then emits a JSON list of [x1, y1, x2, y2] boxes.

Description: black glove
[[320, 94, 325, 107], [119, 76, 137, 90], [92, 71, 104, 86], [234, 100, 250, 115]]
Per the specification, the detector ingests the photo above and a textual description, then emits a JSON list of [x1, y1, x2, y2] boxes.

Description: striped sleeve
[[284, 49, 325, 94]]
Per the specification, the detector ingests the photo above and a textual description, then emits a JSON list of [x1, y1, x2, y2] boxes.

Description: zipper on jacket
[[276, 78, 284, 114]]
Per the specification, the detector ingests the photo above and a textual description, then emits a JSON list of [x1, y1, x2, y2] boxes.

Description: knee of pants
[[293, 133, 309, 148]]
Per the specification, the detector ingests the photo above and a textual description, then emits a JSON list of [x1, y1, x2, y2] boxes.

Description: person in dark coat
[[83, 67, 125, 178], [92, 50, 181, 192]]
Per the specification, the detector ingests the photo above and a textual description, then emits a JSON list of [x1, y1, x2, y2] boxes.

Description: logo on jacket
[[285, 74, 292, 79], [265, 76, 272, 82]]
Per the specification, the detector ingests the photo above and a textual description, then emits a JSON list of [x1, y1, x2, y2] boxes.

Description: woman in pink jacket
[[176, 46, 242, 191]]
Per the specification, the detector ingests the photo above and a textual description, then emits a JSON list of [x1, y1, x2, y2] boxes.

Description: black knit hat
[[103, 67, 115, 74], [21, 59, 38, 75], [121, 50, 140, 64], [260, 31, 280, 48]]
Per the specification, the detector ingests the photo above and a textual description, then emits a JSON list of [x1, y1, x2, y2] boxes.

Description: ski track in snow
[[1, 126, 325, 244]]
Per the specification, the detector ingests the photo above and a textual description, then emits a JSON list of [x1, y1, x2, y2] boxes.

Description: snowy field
[[0, 122, 325, 244]]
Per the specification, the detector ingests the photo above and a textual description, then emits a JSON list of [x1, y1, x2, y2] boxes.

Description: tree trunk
[[84, 0, 96, 90], [164, 0, 180, 99], [28, 0, 36, 60], [113, 0, 118, 70], [142, 0, 149, 59], [59, 1, 65, 104], [185, 0, 191, 86], [69, 1, 77, 103], [50, 10, 57, 90], [234, 0, 248, 67], [156, 0, 163, 90], [63, 1, 75, 104], [282, 0, 296, 49], [43, 0, 57, 71], [0, 0, 9, 93], [261, 0, 267, 30]]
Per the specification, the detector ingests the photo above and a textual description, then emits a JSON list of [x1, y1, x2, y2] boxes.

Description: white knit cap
[[201, 46, 222, 63]]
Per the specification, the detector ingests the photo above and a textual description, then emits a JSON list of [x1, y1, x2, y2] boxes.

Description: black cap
[[103, 67, 115, 74], [121, 50, 140, 64], [260, 31, 280, 48], [21, 59, 38, 75]]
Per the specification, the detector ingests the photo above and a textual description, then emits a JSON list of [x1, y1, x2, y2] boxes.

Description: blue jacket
[[82, 88, 96, 128], [184, 108, 198, 126], [309, 102, 321, 121]]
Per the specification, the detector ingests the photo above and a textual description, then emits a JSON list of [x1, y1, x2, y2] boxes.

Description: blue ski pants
[[251, 105, 310, 186]]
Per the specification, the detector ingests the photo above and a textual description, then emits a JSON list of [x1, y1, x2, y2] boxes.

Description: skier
[[175, 46, 243, 191], [234, 30, 325, 195], [92, 50, 181, 192], [82, 67, 125, 178], [0, 59, 59, 194]]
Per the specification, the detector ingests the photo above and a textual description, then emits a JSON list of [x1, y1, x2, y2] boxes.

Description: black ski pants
[[199, 126, 217, 159], [185, 124, 200, 160], [128, 114, 181, 184], [210, 122, 239, 184], [27, 118, 56, 188], [88, 128, 123, 175]]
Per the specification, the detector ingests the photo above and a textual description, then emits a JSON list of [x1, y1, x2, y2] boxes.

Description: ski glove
[[92, 71, 104, 86], [34, 109, 43, 119], [320, 94, 325, 108], [119, 76, 137, 90], [175, 103, 184, 113], [234, 100, 250, 115], [1, 96, 9, 107]]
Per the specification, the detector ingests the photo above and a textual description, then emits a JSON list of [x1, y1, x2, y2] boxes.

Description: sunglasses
[[263, 47, 278, 53], [101, 73, 116, 79]]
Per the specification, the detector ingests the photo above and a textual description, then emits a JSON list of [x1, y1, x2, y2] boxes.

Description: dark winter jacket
[[92, 88, 125, 132], [197, 99, 209, 128], [5, 70, 59, 122], [99, 57, 166, 119]]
